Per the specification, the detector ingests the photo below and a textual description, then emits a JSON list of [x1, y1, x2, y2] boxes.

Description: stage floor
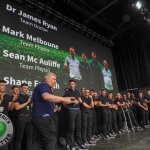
[[89, 129, 150, 150]]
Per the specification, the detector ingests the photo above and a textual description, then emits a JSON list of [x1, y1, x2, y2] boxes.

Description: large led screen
[[0, 0, 118, 95]]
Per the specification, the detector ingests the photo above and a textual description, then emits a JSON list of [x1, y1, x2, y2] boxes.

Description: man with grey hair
[[32, 72, 73, 150]]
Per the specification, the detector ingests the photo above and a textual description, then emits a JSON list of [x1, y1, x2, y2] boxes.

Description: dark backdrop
[[112, 22, 150, 91]]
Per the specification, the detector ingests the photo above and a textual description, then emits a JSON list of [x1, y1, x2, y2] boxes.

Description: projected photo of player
[[102, 60, 113, 90], [79, 52, 90, 88], [89, 51, 104, 91], [64, 47, 81, 81]]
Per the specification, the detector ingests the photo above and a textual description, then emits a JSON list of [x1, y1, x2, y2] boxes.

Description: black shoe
[[116, 131, 123, 134], [136, 126, 143, 131], [109, 133, 116, 137], [90, 138, 97, 143], [144, 126, 150, 129], [66, 144, 70, 150], [86, 141, 96, 146], [70, 146, 76, 150], [97, 134, 102, 138], [103, 136, 111, 140], [92, 135, 100, 141], [78, 144, 88, 150]]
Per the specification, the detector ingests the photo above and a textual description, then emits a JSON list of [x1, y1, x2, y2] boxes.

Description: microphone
[[71, 97, 75, 101]]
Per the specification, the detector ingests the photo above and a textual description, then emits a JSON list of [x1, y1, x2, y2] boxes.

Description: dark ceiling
[[12, 0, 150, 46]]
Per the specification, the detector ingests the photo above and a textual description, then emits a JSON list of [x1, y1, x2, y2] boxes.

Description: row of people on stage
[[59, 85, 150, 150], [0, 78, 150, 150]]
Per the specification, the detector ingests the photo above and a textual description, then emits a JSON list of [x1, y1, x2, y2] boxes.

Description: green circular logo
[[0, 113, 13, 148], [0, 122, 7, 137]]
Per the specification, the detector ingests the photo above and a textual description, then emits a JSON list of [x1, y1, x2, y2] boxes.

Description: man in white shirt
[[64, 47, 81, 81], [102, 60, 113, 90]]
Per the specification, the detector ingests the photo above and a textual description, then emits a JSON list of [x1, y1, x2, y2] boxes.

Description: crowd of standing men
[[0, 72, 150, 150]]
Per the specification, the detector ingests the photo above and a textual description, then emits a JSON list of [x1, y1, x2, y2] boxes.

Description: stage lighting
[[136, 1, 142, 9]]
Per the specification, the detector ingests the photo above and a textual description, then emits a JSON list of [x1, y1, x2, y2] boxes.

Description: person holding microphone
[[32, 72, 73, 150]]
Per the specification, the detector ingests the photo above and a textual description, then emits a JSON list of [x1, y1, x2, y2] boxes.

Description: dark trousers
[[81, 112, 93, 143], [101, 108, 109, 137], [32, 116, 56, 150], [107, 109, 112, 134], [125, 109, 133, 129], [131, 105, 139, 123], [57, 106, 67, 138], [92, 110, 98, 135], [15, 116, 33, 150], [8, 117, 17, 150], [117, 109, 124, 130], [128, 108, 138, 127], [66, 109, 82, 146], [111, 109, 119, 133], [96, 108, 102, 135], [140, 108, 149, 126], [147, 104, 150, 122], [53, 113, 58, 139]]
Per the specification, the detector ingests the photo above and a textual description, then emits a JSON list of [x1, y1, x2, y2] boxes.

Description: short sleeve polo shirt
[[32, 82, 55, 117]]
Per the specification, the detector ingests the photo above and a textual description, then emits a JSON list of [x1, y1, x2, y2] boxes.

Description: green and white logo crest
[[0, 113, 13, 148]]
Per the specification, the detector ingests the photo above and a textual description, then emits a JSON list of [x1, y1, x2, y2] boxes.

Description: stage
[[89, 129, 150, 150]]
